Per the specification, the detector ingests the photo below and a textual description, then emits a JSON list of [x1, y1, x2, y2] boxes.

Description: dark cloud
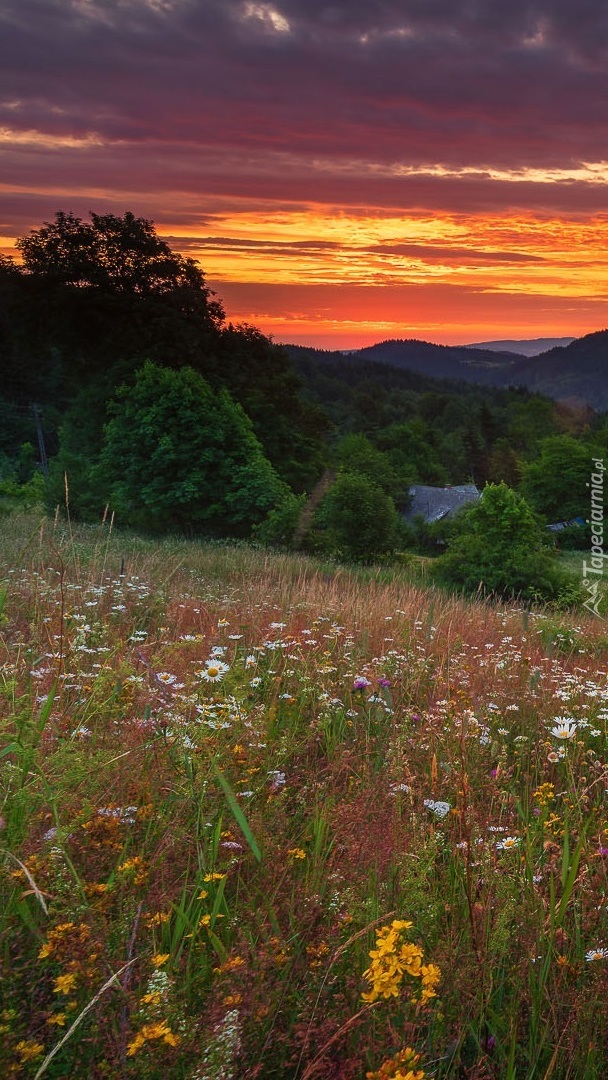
[[1, 0, 608, 171]]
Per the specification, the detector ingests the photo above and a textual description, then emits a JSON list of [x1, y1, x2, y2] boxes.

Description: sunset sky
[[2, 0, 608, 348]]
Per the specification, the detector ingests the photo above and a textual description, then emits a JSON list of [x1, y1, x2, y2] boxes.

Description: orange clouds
[[157, 204, 608, 347]]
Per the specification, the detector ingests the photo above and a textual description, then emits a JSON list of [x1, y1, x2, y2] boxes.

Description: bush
[[435, 482, 575, 603], [310, 471, 401, 563], [252, 492, 306, 548]]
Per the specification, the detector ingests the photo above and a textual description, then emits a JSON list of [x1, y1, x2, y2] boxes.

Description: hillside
[[286, 339, 527, 387], [2, 515, 608, 1078], [285, 329, 608, 408], [515, 328, 608, 405]]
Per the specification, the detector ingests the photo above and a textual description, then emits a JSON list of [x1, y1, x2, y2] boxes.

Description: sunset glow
[[2, 0, 608, 348]]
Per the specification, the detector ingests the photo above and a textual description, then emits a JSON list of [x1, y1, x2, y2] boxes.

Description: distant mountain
[[355, 339, 527, 385], [284, 329, 608, 409], [464, 336, 575, 356], [514, 329, 608, 407]]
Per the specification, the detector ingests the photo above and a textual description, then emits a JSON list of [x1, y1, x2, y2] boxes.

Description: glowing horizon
[[2, 1, 608, 351]]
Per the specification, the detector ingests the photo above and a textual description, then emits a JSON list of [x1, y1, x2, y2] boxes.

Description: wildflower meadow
[[2, 513, 608, 1078]]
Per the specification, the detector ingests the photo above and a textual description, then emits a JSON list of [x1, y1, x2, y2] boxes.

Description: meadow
[[1, 513, 608, 1079]]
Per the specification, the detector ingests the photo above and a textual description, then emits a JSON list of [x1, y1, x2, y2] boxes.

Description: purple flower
[[353, 676, 371, 691], [378, 678, 392, 688]]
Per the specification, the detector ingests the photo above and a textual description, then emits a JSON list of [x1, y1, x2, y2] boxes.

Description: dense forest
[[1, 211, 606, 601]]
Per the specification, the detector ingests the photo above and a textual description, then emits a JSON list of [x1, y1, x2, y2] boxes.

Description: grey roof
[[405, 484, 481, 523]]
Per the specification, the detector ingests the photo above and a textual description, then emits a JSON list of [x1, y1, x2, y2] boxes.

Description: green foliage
[[0, 445, 44, 513], [96, 362, 288, 536], [436, 482, 573, 602], [212, 325, 329, 492], [375, 419, 447, 486], [311, 471, 401, 563], [552, 521, 591, 550], [252, 492, 306, 548], [0, 471, 44, 515], [4, 214, 328, 506], [519, 435, 596, 521], [334, 433, 403, 499]]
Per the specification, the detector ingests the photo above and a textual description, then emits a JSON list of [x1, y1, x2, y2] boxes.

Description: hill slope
[[284, 329, 608, 408]]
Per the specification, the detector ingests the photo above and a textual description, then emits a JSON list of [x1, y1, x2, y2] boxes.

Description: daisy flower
[[550, 717, 578, 741], [496, 836, 521, 851], [586, 947, 608, 962], [198, 660, 230, 683]]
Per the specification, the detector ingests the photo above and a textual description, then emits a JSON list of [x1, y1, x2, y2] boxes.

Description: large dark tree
[[16, 211, 224, 321]]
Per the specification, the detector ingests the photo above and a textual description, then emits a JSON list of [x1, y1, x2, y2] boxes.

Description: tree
[[334, 433, 403, 500], [211, 324, 329, 492], [311, 472, 401, 563], [16, 211, 224, 322], [519, 435, 595, 521], [95, 362, 288, 536], [435, 482, 572, 603], [375, 419, 447, 486]]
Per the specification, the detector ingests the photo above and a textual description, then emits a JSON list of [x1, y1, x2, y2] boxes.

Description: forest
[[1, 211, 604, 603]]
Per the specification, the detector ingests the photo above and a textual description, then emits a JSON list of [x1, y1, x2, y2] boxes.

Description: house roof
[[405, 484, 481, 523]]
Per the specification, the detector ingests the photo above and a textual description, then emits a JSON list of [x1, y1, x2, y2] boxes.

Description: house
[[404, 483, 481, 523], [546, 516, 586, 532]]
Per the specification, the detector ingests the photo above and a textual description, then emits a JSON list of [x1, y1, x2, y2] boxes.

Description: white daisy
[[586, 947, 608, 961], [550, 717, 579, 740], [157, 672, 177, 685], [496, 836, 520, 851], [198, 660, 230, 683]]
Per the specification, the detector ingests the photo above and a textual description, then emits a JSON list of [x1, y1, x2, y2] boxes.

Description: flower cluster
[[362, 920, 441, 1005], [126, 1020, 180, 1056], [366, 1046, 425, 1080]]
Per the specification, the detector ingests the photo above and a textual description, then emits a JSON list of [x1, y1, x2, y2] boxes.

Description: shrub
[[435, 482, 574, 603], [311, 471, 401, 563]]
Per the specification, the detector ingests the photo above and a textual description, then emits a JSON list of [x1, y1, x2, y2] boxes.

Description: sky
[[2, 0, 608, 349]]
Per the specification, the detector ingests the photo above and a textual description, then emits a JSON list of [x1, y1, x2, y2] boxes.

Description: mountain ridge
[[283, 329, 608, 409], [464, 336, 575, 356]]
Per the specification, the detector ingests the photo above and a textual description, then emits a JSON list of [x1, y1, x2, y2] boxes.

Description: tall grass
[[1, 513, 608, 1078]]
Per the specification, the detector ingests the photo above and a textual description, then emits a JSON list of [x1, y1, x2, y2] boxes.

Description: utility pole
[[32, 403, 49, 477]]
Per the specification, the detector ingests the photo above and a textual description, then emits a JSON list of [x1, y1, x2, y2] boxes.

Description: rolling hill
[[284, 329, 608, 409]]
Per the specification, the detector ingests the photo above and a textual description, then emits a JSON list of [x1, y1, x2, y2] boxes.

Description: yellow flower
[[287, 848, 307, 859], [53, 972, 77, 995], [141, 991, 163, 1007], [361, 921, 440, 1006], [213, 956, 245, 974], [203, 872, 225, 882], [15, 1040, 45, 1062], [126, 1021, 180, 1056], [47, 1013, 67, 1027], [196, 889, 209, 900], [366, 1046, 425, 1080], [392, 919, 413, 932], [151, 953, 170, 968], [199, 914, 212, 927], [144, 911, 171, 928], [84, 882, 109, 896]]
